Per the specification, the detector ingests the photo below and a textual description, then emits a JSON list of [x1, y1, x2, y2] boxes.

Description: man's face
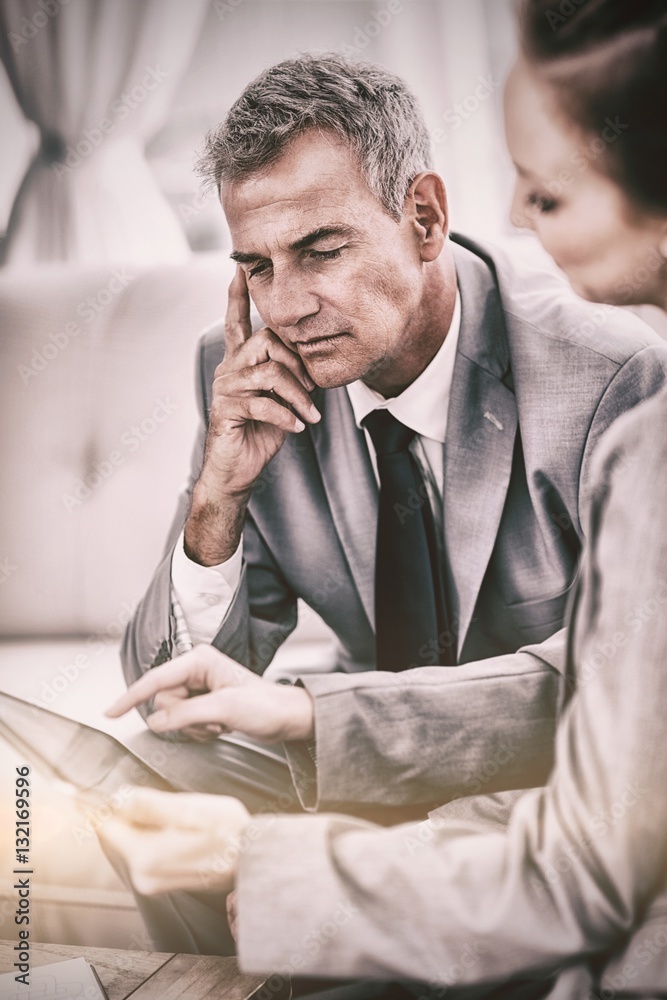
[[221, 131, 428, 389]]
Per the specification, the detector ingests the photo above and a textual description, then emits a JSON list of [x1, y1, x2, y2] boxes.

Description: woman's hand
[[106, 644, 315, 742], [98, 787, 251, 895]]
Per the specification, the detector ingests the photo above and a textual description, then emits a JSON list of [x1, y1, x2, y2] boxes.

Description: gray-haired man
[[113, 55, 667, 961]]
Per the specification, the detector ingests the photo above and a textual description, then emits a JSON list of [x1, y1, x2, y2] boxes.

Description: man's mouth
[[292, 333, 348, 353]]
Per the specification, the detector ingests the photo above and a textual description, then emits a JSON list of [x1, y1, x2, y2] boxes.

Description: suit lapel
[[309, 386, 377, 631], [445, 240, 518, 657]]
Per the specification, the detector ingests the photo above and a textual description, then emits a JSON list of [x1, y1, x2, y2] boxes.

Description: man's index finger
[[224, 265, 253, 353]]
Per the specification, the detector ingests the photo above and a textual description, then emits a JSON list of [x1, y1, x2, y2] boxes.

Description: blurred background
[[0, 0, 663, 954], [0, 0, 523, 264]]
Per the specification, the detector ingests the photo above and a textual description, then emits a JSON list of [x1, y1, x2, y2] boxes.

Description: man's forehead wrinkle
[[226, 162, 371, 213], [226, 183, 361, 234], [231, 182, 362, 215]]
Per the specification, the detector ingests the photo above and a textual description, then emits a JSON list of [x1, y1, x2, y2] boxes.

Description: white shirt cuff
[[170, 529, 243, 646]]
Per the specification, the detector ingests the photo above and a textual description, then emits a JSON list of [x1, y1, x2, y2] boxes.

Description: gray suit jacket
[[122, 234, 667, 803], [236, 387, 667, 995]]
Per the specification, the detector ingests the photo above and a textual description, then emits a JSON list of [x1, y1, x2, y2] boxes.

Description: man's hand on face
[[97, 787, 250, 896], [184, 266, 321, 566], [105, 643, 315, 743]]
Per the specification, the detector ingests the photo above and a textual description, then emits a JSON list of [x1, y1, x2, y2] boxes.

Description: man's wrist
[[185, 482, 250, 566], [183, 521, 238, 566]]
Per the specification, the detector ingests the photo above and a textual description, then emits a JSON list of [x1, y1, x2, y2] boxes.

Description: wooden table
[[0, 940, 272, 999]]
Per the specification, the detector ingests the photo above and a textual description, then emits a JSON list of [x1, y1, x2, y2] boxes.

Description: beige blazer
[[236, 388, 667, 996]]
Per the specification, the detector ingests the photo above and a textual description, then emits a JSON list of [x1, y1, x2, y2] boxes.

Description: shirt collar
[[346, 290, 461, 445]]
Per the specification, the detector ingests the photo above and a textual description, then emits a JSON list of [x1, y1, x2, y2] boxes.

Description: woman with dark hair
[[100, 3, 667, 995], [507, 0, 667, 307]]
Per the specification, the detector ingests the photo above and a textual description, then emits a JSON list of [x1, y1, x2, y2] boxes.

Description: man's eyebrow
[[229, 249, 267, 264], [289, 226, 355, 252]]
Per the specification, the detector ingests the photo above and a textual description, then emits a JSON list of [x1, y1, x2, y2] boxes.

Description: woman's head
[[505, 0, 667, 307]]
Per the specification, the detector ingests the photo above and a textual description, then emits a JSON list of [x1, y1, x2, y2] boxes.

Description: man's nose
[[268, 267, 320, 329]]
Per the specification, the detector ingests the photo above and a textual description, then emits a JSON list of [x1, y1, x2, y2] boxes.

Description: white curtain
[[0, 0, 209, 267], [170, 0, 520, 250]]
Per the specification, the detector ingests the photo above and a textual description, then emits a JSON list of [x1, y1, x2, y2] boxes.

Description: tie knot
[[363, 409, 416, 456]]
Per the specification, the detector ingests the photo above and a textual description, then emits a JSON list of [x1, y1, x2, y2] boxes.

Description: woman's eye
[[526, 193, 558, 214]]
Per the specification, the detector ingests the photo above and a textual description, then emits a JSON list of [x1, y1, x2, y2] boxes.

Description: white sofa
[[0, 253, 333, 948]]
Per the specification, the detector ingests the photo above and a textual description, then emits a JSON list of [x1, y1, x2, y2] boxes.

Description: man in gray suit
[[121, 54, 666, 811], [104, 53, 667, 993]]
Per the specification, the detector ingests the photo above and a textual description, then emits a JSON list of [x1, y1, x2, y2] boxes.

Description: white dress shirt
[[171, 291, 461, 649]]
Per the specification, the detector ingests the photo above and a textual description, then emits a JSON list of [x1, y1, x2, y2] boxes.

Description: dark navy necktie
[[363, 409, 450, 671]]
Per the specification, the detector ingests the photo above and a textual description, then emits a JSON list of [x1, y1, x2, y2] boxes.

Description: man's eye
[[248, 263, 271, 279], [526, 193, 558, 214], [307, 247, 345, 262]]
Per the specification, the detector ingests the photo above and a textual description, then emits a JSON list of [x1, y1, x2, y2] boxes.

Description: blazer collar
[[446, 237, 518, 656]]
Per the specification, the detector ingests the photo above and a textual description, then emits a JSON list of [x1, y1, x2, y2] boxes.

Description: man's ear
[[406, 172, 449, 262]]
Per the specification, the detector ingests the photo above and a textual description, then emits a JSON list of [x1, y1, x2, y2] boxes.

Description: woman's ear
[[406, 172, 449, 262]]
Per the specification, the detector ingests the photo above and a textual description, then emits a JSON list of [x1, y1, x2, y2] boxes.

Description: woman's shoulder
[[590, 385, 667, 501]]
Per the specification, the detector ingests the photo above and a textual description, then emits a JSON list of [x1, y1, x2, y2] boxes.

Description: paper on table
[[0, 956, 107, 999]]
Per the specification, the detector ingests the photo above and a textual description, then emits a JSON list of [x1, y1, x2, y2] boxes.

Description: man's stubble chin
[[303, 337, 376, 390]]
